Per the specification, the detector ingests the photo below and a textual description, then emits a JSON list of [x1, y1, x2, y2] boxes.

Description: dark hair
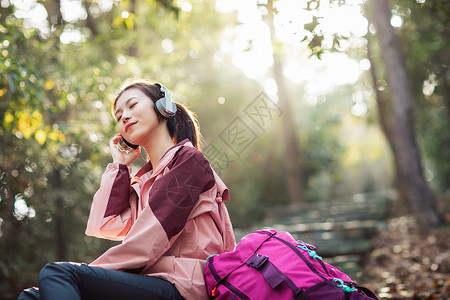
[[113, 79, 201, 149]]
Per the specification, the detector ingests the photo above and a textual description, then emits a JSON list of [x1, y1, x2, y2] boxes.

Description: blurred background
[[1, 0, 449, 299]]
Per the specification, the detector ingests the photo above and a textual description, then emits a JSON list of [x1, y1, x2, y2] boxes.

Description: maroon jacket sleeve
[[85, 163, 135, 240], [148, 147, 215, 240]]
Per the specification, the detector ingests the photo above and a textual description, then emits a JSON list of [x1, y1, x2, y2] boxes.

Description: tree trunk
[[372, 0, 441, 227], [51, 169, 67, 260], [83, 1, 100, 36], [366, 36, 407, 210], [267, 1, 304, 204], [127, 0, 139, 57], [43, 0, 63, 26]]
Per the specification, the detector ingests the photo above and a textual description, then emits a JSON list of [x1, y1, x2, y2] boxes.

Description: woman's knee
[[39, 263, 63, 279], [17, 287, 40, 300], [38, 262, 77, 282]]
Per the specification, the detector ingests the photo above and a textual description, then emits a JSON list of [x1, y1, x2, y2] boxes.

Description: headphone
[[154, 83, 177, 119]]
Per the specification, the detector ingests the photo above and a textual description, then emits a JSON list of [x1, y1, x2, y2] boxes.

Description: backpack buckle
[[246, 254, 268, 268]]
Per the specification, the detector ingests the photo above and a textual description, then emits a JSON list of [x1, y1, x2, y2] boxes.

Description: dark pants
[[18, 262, 184, 300]]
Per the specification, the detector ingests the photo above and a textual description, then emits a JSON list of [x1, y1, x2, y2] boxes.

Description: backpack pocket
[[297, 280, 346, 300]]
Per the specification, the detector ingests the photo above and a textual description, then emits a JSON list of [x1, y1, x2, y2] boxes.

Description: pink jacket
[[85, 139, 235, 299]]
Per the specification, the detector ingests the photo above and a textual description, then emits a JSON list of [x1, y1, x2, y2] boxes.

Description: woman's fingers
[[110, 133, 123, 145], [110, 134, 140, 165]]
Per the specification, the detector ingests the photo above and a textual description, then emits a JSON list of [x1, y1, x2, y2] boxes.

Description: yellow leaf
[[45, 79, 54, 90], [48, 130, 59, 141], [23, 127, 33, 139], [32, 110, 42, 120], [48, 129, 65, 142], [35, 129, 47, 145], [3, 111, 14, 126], [17, 117, 32, 139], [125, 18, 134, 30], [58, 131, 65, 142]]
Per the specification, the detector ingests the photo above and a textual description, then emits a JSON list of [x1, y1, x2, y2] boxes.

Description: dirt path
[[358, 216, 450, 299]]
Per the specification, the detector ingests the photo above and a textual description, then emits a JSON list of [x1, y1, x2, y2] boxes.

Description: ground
[[358, 215, 450, 300]]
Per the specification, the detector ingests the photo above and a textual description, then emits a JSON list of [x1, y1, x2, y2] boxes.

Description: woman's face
[[114, 87, 161, 145]]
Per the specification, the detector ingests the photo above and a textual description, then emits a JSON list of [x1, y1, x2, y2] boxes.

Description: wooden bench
[[234, 191, 396, 278]]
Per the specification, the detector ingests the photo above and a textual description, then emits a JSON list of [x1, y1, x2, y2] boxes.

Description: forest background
[[0, 0, 449, 299]]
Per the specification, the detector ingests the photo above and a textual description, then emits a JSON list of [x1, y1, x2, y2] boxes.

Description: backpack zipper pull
[[332, 278, 357, 292], [297, 241, 323, 260], [211, 286, 218, 298]]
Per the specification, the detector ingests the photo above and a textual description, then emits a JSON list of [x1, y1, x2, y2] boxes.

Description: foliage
[[0, 17, 119, 298]]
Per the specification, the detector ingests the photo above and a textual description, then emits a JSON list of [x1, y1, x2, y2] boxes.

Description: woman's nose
[[122, 111, 131, 122]]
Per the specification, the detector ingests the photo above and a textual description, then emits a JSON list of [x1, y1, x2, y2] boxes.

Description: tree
[[370, 0, 441, 227], [266, 0, 305, 204], [300, 0, 446, 226]]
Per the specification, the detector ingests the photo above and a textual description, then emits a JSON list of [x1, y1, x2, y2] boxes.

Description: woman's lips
[[125, 122, 137, 132]]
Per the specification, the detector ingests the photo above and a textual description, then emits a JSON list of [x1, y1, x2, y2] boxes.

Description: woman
[[18, 79, 236, 300]]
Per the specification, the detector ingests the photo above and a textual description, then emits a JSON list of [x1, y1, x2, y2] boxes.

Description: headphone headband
[[154, 83, 177, 119]]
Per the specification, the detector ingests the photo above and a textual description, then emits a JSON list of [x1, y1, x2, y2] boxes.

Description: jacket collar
[[135, 139, 192, 178]]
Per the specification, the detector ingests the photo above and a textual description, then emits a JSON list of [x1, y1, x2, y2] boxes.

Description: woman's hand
[[110, 134, 141, 166]]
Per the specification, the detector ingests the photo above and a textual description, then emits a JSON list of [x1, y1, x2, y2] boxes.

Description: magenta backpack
[[204, 229, 378, 300]]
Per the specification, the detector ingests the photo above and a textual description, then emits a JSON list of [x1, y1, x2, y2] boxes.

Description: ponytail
[[167, 103, 201, 149]]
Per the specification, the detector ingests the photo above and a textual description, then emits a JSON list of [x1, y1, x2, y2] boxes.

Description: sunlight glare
[[60, 28, 84, 44], [98, 0, 113, 11], [284, 58, 315, 84], [351, 102, 368, 117], [216, 0, 239, 13], [289, 52, 360, 97], [264, 78, 278, 98], [181, 1, 192, 12], [89, 132, 99, 142], [318, 2, 368, 38], [61, 0, 87, 23], [390, 15, 403, 27], [162, 39, 175, 53], [359, 59, 371, 71], [12, 0, 49, 32], [273, 0, 310, 45], [322, 53, 360, 85], [216, 0, 369, 85], [14, 194, 30, 220], [117, 55, 127, 64], [422, 74, 437, 96], [232, 22, 273, 79]]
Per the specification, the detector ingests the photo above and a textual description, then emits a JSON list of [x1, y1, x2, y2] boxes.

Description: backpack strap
[[246, 254, 302, 297]]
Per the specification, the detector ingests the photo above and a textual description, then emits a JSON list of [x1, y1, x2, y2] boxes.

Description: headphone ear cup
[[154, 99, 176, 119], [154, 83, 177, 119], [154, 100, 168, 119]]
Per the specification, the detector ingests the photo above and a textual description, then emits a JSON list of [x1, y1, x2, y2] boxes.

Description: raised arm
[[85, 163, 136, 241]]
